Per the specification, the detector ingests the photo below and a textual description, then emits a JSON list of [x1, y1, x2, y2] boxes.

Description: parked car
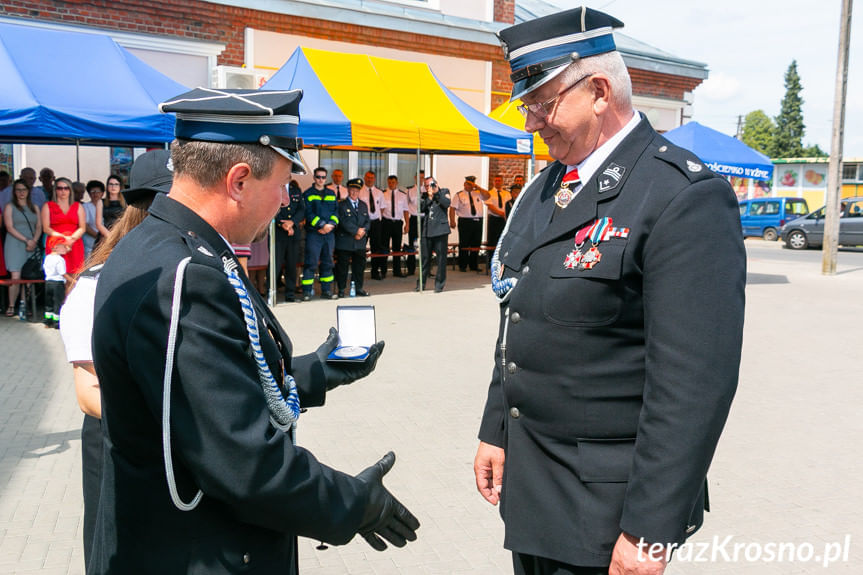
[[780, 197, 863, 250], [739, 197, 809, 241]]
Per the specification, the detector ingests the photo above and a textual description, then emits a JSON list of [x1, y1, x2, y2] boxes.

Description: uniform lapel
[[528, 117, 656, 252]]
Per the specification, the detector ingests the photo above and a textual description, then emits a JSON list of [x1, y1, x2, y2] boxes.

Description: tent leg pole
[[76, 140, 81, 182], [416, 148, 423, 292]]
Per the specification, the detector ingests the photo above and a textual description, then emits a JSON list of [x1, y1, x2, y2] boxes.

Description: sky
[[548, 0, 862, 158]]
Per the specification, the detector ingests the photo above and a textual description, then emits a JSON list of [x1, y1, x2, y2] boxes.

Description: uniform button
[[522, 265, 529, 275], [507, 361, 517, 374], [243, 552, 251, 564], [511, 311, 521, 323], [509, 407, 520, 419]]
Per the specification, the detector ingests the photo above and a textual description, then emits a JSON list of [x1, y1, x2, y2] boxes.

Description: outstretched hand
[[315, 327, 385, 391], [356, 452, 420, 551]]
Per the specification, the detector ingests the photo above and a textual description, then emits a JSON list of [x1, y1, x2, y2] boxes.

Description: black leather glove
[[356, 452, 420, 551], [315, 327, 385, 391]]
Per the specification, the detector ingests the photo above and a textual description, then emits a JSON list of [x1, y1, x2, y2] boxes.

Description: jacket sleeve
[[293, 195, 305, 223], [619, 177, 745, 545], [305, 190, 324, 229], [126, 262, 367, 544], [478, 308, 506, 447], [436, 189, 452, 209]]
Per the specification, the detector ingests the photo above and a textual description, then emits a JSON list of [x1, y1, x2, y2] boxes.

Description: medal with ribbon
[[564, 217, 612, 271], [554, 168, 580, 209]]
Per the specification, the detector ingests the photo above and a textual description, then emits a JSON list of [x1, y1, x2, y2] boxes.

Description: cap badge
[[259, 135, 271, 146], [687, 160, 703, 173]]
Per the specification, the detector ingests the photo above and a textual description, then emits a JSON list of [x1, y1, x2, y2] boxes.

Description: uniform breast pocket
[[542, 242, 626, 327]]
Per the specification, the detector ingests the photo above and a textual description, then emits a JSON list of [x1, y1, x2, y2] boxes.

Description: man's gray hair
[[170, 139, 278, 189], [559, 51, 632, 111]]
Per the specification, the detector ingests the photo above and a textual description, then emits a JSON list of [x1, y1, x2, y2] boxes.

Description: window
[[395, 153, 429, 188], [739, 204, 748, 216], [763, 201, 780, 215], [358, 152, 386, 188], [847, 202, 863, 218], [785, 199, 809, 216], [318, 150, 348, 180], [842, 163, 858, 182]]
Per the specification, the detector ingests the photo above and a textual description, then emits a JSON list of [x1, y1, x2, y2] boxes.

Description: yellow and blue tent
[[488, 99, 551, 161], [263, 47, 532, 156]]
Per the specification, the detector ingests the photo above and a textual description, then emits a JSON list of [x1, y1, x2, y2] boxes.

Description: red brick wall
[[0, 0, 504, 66], [494, 0, 515, 25], [630, 68, 702, 101]]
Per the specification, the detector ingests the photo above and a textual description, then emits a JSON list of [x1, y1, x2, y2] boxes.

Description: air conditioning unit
[[211, 66, 267, 89]]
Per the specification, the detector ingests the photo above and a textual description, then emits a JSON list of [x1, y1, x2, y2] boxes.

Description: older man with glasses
[[474, 7, 746, 575]]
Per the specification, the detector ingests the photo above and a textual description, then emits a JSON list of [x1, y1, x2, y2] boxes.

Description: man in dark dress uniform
[[474, 7, 745, 575], [335, 178, 371, 297], [418, 176, 451, 293], [274, 180, 305, 302], [91, 88, 419, 574]]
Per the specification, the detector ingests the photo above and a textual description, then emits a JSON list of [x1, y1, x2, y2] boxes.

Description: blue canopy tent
[[0, 21, 186, 146], [663, 121, 773, 181]]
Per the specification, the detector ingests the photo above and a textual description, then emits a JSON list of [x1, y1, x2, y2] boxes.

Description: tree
[[801, 143, 828, 158], [741, 110, 775, 156], [772, 60, 805, 158]]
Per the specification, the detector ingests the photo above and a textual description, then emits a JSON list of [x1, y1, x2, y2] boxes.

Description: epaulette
[[653, 139, 715, 184], [179, 229, 221, 265], [78, 264, 104, 280]]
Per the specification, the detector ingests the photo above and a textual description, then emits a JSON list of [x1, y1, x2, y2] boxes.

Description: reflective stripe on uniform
[[323, 195, 336, 201], [320, 275, 334, 283], [310, 216, 320, 226], [306, 194, 322, 201], [302, 278, 315, 285], [330, 215, 339, 224]]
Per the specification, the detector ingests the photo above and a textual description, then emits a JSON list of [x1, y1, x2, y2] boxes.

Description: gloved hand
[[356, 452, 420, 551], [315, 327, 385, 391]]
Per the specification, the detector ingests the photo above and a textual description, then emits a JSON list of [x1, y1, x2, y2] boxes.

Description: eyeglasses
[[314, 175, 326, 179], [55, 185, 71, 191], [516, 73, 594, 119], [107, 181, 121, 187]]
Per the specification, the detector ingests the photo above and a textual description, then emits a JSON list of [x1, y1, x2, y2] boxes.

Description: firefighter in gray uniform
[[474, 7, 745, 575]]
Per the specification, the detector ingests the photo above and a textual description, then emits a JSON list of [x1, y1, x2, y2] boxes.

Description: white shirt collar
[[566, 111, 640, 185]]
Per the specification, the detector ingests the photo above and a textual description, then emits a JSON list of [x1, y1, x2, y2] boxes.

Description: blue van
[[738, 197, 809, 241]]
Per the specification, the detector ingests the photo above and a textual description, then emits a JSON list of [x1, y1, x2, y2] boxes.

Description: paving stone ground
[[1, 242, 861, 574]]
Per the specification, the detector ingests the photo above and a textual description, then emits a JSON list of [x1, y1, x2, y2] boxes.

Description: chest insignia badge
[[554, 187, 574, 208], [687, 160, 703, 173], [599, 163, 626, 193]]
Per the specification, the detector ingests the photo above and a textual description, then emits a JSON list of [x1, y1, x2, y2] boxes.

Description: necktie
[[369, 188, 376, 213], [337, 185, 341, 198], [562, 169, 580, 186], [391, 190, 396, 219], [468, 191, 476, 216], [497, 189, 503, 208]]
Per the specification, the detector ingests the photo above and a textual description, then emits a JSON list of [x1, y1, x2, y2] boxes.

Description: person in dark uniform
[[334, 178, 371, 297], [90, 88, 419, 575], [504, 184, 522, 219], [274, 179, 305, 302], [302, 167, 338, 300], [418, 176, 451, 293], [474, 8, 745, 575]]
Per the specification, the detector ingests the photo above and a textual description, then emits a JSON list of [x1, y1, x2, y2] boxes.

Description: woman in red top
[[41, 176, 86, 274]]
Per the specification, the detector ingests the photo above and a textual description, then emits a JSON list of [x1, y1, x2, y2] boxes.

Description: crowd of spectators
[[0, 166, 127, 323]]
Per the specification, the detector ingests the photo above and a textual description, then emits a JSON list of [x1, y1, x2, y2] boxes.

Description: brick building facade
[[1, 0, 704, 187]]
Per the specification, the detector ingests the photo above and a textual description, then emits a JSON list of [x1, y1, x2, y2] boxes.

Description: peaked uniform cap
[[122, 149, 174, 205], [159, 87, 307, 174], [347, 178, 363, 189], [498, 6, 624, 102]]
